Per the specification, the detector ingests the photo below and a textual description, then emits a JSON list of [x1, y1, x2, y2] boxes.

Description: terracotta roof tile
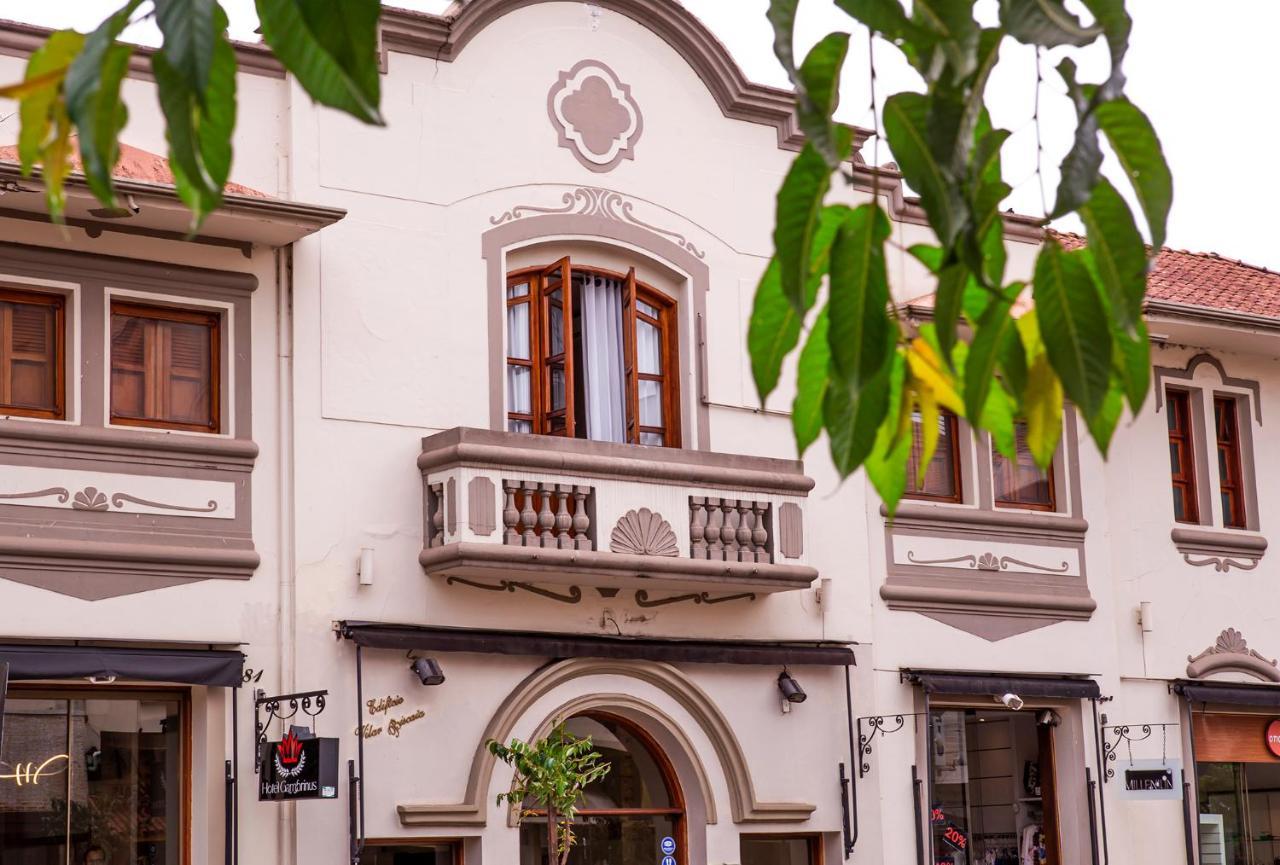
[[1052, 230, 1280, 319], [0, 140, 266, 197]]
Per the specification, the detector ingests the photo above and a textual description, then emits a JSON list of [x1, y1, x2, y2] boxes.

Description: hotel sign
[[258, 730, 339, 801]]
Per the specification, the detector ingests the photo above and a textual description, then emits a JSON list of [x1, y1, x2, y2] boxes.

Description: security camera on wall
[[995, 693, 1025, 711]]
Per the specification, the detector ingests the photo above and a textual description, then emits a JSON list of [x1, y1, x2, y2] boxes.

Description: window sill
[[880, 501, 1091, 640], [0, 417, 257, 469], [1171, 525, 1267, 572]]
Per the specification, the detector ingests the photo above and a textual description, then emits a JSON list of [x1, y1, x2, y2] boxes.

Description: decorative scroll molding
[[611, 508, 679, 557], [1187, 628, 1280, 682], [489, 187, 706, 259], [905, 549, 1069, 574], [634, 589, 756, 608], [444, 575, 583, 604], [1183, 554, 1259, 573], [108, 491, 218, 513], [1102, 723, 1178, 783], [0, 486, 70, 504], [547, 59, 643, 173]]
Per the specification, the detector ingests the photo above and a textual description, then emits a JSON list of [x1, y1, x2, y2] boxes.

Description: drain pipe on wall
[[276, 244, 299, 865]]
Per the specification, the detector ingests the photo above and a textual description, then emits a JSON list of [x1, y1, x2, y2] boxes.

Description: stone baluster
[[572, 486, 592, 550], [720, 498, 738, 559], [752, 501, 770, 563], [554, 485, 573, 549], [736, 501, 754, 562], [689, 497, 708, 559], [538, 484, 557, 548], [520, 481, 538, 547], [706, 497, 724, 560], [503, 482, 520, 545], [429, 483, 445, 548]]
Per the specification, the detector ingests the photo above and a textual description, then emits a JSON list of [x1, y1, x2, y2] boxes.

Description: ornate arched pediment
[[1186, 628, 1280, 682]]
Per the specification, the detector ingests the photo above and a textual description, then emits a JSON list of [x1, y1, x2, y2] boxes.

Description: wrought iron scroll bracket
[[857, 713, 927, 779], [1101, 722, 1178, 783], [253, 688, 329, 774]]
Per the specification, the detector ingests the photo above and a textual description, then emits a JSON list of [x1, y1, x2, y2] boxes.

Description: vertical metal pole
[[1183, 693, 1201, 865], [231, 684, 239, 865], [1086, 768, 1100, 865], [348, 759, 360, 865], [0, 661, 8, 755], [225, 761, 234, 865], [1091, 698, 1110, 865], [1182, 770, 1196, 865], [912, 764, 925, 865], [923, 691, 934, 864], [840, 763, 852, 859], [844, 664, 858, 856], [354, 645, 366, 863]]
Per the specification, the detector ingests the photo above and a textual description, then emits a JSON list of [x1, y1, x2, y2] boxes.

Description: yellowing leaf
[[916, 386, 940, 487], [906, 337, 964, 415], [1018, 311, 1063, 469]]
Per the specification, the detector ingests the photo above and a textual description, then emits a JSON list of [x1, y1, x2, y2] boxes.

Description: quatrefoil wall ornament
[[547, 59, 643, 172]]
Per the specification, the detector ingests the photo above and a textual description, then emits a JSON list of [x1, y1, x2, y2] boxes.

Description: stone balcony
[[417, 428, 816, 597]]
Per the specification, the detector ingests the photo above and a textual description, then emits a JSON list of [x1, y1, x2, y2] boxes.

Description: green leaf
[[154, 0, 218, 93], [883, 91, 966, 247], [152, 17, 237, 229], [14, 30, 85, 180], [796, 33, 851, 168], [1079, 0, 1131, 98], [1095, 97, 1172, 248], [792, 307, 830, 455], [64, 0, 142, 205], [997, 321, 1028, 407], [749, 206, 848, 403], [1113, 317, 1150, 412], [255, 0, 384, 125], [828, 204, 893, 393], [766, 0, 801, 78], [774, 143, 836, 311], [835, 0, 918, 42], [1085, 378, 1124, 456], [932, 263, 967, 363], [825, 366, 890, 477], [963, 281, 1022, 423], [1032, 239, 1112, 418], [1049, 59, 1102, 219], [1079, 176, 1147, 331], [999, 0, 1103, 47], [865, 352, 912, 514]]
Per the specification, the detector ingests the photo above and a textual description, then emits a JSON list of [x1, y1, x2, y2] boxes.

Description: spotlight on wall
[[778, 671, 807, 704], [358, 547, 375, 586], [410, 657, 446, 686], [994, 693, 1025, 711]]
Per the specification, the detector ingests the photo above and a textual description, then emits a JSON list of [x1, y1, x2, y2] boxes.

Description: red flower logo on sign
[[274, 731, 307, 778]]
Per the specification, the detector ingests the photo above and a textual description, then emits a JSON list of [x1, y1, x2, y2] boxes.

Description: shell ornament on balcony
[[610, 508, 679, 557]]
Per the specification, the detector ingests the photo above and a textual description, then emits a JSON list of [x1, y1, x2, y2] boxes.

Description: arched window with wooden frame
[[505, 260, 680, 446], [517, 712, 686, 865]]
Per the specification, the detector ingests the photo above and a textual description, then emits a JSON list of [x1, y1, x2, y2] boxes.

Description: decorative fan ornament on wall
[[548, 60, 644, 172]]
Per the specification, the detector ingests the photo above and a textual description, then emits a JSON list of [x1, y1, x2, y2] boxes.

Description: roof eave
[[0, 162, 346, 248]]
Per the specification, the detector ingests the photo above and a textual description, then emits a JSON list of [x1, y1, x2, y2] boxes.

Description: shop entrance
[[518, 712, 685, 865], [1194, 710, 1280, 865], [930, 708, 1061, 865]]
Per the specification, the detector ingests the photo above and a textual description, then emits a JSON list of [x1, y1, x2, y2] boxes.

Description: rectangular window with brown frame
[[0, 287, 65, 419], [904, 408, 961, 502], [506, 258, 680, 447], [992, 421, 1055, 511], [110, 302, 220, 433], [1166, 389, 1199, 524], [1214, 395, 1247, 529]]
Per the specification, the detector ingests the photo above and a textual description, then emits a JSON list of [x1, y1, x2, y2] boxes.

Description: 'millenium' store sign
[[258, 730, 340, 801]]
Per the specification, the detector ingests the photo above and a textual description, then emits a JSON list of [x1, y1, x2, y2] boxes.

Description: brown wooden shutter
[[538, 258, 575, 437], [621, 267, 639, 444]]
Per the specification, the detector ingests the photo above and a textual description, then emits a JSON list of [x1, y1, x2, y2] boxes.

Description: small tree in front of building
[[488, 722, 611, 865]]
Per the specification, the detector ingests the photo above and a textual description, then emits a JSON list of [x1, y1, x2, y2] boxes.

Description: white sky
[[5, 0, 1278, 269]]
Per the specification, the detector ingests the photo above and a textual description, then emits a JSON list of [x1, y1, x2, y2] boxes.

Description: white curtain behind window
[[577, 273, 627, 442]]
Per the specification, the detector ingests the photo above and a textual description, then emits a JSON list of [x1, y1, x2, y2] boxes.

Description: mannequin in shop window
[[82, 845, 108, 865]]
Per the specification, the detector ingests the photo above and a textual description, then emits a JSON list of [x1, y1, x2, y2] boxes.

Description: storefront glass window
[[1194, 707, 1280, 865], [0, 692, 184, 865], [929, 709, 1060, 865], [518, 713, 683, 865], [363, 842, 461, 864]]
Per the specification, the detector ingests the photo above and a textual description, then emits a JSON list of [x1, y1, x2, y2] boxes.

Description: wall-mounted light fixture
[[1139, 600, 1154, 634], [358, 548, 375, 586], [410, 657, 445, 687], [778, 670, 806, 712]]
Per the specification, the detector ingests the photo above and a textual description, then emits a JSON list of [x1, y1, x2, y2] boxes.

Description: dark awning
[[1175, 680, 1280, 708], [908, 670, 1100, 700], [339, 621, 855, 666], [0, 644, 244, 688]]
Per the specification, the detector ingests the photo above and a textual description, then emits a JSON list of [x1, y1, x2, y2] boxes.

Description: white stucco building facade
[[1, 3, 1278, 865]]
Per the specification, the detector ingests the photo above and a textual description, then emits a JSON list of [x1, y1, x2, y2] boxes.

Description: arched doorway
[[518, 712, 685, 864]]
